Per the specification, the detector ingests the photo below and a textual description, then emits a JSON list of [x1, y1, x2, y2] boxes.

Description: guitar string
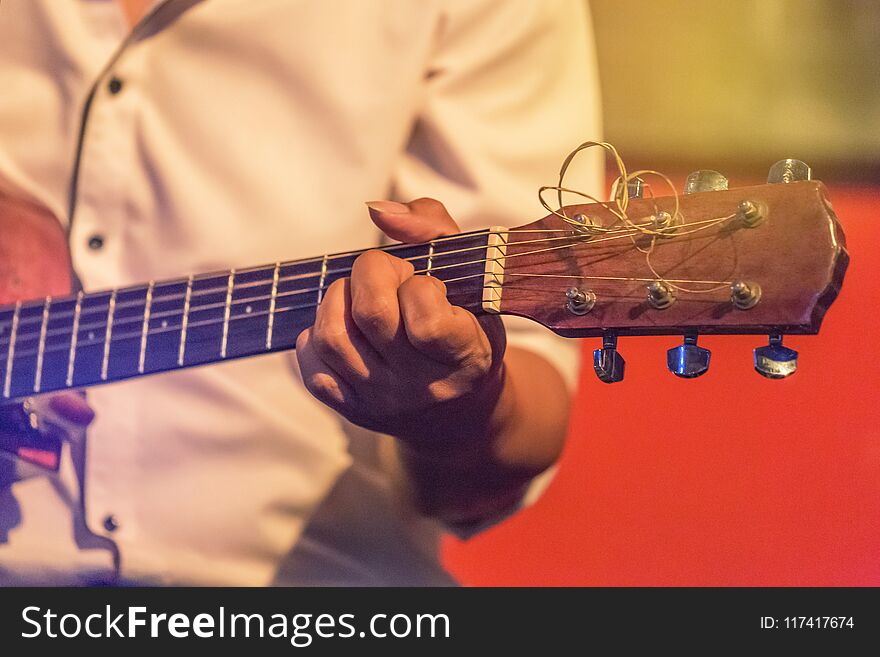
[[0, 264, 733, 368], [0, 224, 670, 332], [0, 231, 585, 332], [0, 277, 487, 364], [537, 140, 747, 295], [0, 216, 734, 349], [0, 232, 582, 332]]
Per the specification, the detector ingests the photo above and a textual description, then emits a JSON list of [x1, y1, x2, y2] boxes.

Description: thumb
[[366, 197, 460, 243]]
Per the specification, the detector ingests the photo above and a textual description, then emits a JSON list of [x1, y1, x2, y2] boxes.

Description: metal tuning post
[[627, 177, 645, 199], [730, 280, 762, 310], [571, 212, 601, 238], [565, 287, 596, 315], [666, 335, 710, 378], [754, 334, 798, 379], [593, 334, 625, 384], [647, 281, 675, 309], [684, 170, 728, 194], [767, 159, 811, 184]]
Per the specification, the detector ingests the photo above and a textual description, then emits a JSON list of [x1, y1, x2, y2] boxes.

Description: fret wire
[[66, 291, 84, 387], [3, 301, 21, 398], [426, 241, 435, 276], [220, 269, 235, 359], [33, 296, 52, 393], [316, 254, 328, 304], [266, 262, 280, 350], [138, 281, 155, 374], [178, 274, 193, 366], [100, 290, 117, 381]]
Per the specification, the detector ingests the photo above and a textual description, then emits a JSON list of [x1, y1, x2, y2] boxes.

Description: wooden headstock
[[494, 179, 848, 380]]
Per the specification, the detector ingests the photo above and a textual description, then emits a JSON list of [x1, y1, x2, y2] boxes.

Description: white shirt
[[0, 0, 602, 585]]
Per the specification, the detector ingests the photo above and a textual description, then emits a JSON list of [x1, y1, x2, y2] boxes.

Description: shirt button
[[88, 234, 105, 250], [102, 515, 120, 532], [108, 77, 124, 95]]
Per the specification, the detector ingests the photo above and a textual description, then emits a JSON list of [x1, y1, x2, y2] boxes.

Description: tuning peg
[[593, 334, 625, 384], [684, 170, 728, 194], [754, 334, 798, 378], [767, 159, 811, 184], [666, 335, 710, 378], [627, 177, 645, 199]]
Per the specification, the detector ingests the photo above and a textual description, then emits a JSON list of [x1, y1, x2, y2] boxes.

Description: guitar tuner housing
[[667, 335, 710, 378], [593, 334, 625, 384], [754, 334, 798, 379]]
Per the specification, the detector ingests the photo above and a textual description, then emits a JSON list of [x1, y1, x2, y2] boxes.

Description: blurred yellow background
[[590, 0, 880, 181]]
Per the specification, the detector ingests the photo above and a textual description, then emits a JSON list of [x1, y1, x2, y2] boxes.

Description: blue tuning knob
[[667, 335, 711, 378], [754, 334, 798, 378], [593, 334, 625, 384]]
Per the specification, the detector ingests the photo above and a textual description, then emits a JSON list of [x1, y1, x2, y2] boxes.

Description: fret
[[31, 296, 77, 393], [142, 279, 189, 374], [178, 274, 193, 366], [266, 262, 280, 350], [67, 291, 83, 387], [181, 273, 234, 366], [426, 241, 435, 276], [4, 302, 45, 400], [429, 232, 490, 283], [317, 254, 329, 304], [3, 301, 21, 398], [100, 289, 117, 381], [33, 297, 52, 392], [220, 270, 235, 358], [138, 281, 155, 374], [226, 266, 277, 359], [69, 291, 115, 388]]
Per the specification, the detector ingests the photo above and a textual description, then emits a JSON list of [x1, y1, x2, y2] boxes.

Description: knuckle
[[408, 316, 447, 351], [352, 295, 393, 332], [305, 373, 342, 404], [311, 324, 348, 358]]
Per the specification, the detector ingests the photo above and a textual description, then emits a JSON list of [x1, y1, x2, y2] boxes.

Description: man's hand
[[295, 198, 572, 524], [295, 198, 506, 452]]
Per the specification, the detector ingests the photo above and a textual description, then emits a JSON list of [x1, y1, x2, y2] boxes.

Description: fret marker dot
[[88, 331, 95, 340], [161, 320, 168, 329], [245, 305, 253, 314]]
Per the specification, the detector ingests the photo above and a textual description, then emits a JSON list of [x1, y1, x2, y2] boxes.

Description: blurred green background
[[590, 0, 880, 181]]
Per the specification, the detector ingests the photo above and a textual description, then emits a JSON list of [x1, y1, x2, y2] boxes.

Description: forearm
[[399, 346, 571, 525]]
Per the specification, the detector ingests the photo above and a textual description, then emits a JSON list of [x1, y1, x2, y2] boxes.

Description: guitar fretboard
[[0, 230, 492, 401]]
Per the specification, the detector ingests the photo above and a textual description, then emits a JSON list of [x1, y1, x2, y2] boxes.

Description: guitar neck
[[0, 230, 497, 402]]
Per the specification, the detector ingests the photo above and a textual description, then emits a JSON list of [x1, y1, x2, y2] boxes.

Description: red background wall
[[444, 182, 880, 586]]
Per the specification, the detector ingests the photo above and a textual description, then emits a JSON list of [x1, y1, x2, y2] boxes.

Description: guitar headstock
[[494, 164, 848, 382]]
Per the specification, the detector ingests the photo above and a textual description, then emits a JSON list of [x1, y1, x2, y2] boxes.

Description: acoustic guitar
[[0, 163, 849, 473]]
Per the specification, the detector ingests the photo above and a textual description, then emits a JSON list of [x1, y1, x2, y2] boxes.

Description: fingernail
[[365, 200, 409, 215]]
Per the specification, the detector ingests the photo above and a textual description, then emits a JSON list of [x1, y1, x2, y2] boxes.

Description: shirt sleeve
[[390, 0, 603, 393], [389, 0, 604, 533]]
